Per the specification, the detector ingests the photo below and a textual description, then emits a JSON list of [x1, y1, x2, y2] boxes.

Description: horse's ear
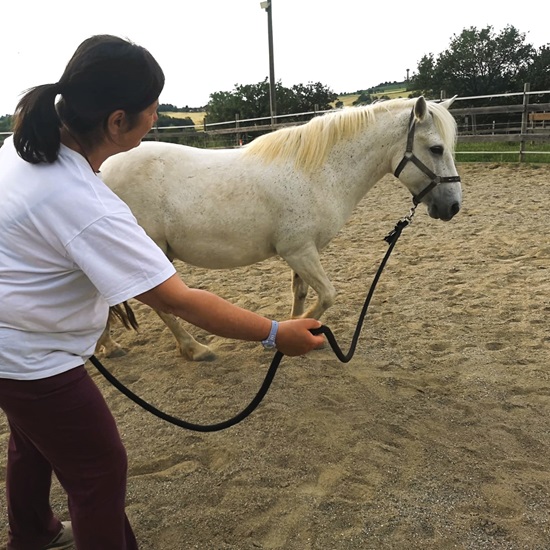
[[414, 96, 428, 121], [440, 95, 458, 110]]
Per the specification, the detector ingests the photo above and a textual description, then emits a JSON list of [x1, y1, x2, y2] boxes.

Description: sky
[[1, 0, 548, 116]]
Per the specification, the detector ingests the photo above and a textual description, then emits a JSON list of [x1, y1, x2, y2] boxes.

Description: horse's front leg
[[154, 309, 216, 361], [290, 270, 309, 318], [284, 246, 336, 320]]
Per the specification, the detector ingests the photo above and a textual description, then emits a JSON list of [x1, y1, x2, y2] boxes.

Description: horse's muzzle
[[429, 200, 461, 221]]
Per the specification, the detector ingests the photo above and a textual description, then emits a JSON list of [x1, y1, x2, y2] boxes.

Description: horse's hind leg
[[95, 302, 139, 358], [95, 320, 127, 358], [291, 271, 309, 318], [154, 309, 216, 361]]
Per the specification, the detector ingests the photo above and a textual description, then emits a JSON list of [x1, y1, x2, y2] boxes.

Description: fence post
[[519, 82, 530, 163]]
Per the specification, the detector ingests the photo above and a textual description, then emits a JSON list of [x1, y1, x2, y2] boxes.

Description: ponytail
[[11, 35, 164, 165], [13, 83, 63, 164]]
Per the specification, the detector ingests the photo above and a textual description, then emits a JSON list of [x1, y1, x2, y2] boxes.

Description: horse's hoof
[[180, 345, 216, 362], [106, 347, 128, 358]]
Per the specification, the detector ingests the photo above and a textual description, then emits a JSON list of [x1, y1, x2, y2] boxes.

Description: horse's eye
[[430, 145, 444, 155]]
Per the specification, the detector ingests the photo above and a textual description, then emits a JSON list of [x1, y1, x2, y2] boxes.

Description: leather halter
[[393, 108, 461, 206]]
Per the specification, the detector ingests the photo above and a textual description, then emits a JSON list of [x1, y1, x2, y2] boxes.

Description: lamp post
[[260, 0, 276, 124]]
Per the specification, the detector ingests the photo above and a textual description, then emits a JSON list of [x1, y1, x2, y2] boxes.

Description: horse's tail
[[109, 301, 139, 331]]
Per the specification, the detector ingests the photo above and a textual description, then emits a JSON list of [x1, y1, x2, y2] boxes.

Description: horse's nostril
[[451, 202, 460, 217]]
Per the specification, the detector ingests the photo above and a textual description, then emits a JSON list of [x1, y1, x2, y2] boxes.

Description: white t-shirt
[[0, 136, 176, 380]]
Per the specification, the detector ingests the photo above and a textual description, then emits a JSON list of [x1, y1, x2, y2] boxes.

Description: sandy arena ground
[[2, 163, 550, 549]]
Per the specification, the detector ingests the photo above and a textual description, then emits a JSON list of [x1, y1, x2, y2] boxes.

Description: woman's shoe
[[44, 521, 74, 549]]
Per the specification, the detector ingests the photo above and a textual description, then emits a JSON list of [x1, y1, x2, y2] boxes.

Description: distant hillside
[[161, 111, 205, 125], [164, 82, 414, 125], [366, 81, 411, 95], [336, 82, 413, 106]]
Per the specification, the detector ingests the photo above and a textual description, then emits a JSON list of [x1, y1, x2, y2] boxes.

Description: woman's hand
[[275, 318, 325, 356]]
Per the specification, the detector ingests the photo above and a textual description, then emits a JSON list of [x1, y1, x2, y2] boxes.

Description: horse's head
[[393, 96, 462, 221]]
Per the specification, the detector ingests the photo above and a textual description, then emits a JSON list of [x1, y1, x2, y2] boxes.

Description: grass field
[[456, 141, 550, 163], [161, 111, 206, 125]]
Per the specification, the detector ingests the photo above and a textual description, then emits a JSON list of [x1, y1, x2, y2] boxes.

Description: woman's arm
[[135, 274, 324, 356]]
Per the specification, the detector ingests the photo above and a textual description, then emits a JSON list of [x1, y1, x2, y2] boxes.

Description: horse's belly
[[156, 193, 283, 268], [175, 241, 275, 270]]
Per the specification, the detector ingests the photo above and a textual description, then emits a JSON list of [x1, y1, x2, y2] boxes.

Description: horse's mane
[[243, 98, 457, 173]]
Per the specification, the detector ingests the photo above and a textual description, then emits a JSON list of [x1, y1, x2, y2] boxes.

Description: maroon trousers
[[0, 366, 138, 549]]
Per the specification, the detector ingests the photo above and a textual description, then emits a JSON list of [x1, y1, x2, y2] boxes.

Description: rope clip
[[384, 202, 417, 244]]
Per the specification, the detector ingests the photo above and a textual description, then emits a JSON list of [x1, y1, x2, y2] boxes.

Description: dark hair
[[13, 35, 165, 163]]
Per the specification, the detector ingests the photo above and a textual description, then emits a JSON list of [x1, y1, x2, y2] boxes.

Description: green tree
[[289, 82, 338, 112], [352, 91, 373, 106], [412, 25, 536, 98], [206, 81, 270, 125], [205, 79, 337, 124], [0, 115, 12, 132], [527, 44, 550, 91], [158, 103, 179, 112], [412, 53, 437, 96], [155, 114, 194, 127]]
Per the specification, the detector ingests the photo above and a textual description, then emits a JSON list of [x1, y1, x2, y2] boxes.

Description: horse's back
[[102, 142, 199, 185]]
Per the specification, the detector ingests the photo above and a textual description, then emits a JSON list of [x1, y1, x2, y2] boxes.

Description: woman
[[0, 35, 323, 550]]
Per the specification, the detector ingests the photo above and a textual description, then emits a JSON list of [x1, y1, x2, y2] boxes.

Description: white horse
[[97, 96, 462, 360]]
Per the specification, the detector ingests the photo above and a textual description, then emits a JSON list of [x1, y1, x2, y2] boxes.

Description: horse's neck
[[323, 117, 399, 212]]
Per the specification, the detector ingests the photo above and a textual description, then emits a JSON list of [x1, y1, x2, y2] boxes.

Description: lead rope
[[89, 209, 415, 432]]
